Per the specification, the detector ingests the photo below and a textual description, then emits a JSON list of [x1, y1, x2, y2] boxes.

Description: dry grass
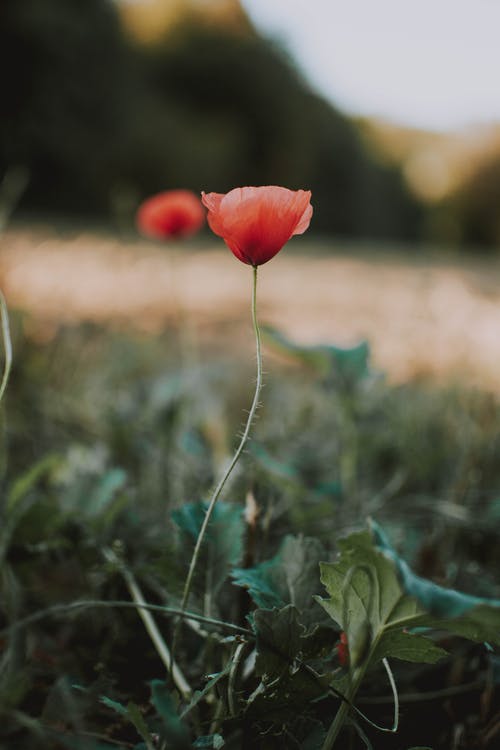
[[2, 224, 500, 389]]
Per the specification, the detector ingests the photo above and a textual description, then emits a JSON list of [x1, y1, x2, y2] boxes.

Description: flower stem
[[174, 265, 263, 641], [321, 665, 367, 750]]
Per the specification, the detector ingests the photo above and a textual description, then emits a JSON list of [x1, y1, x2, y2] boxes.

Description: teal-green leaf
[[173, 500, 244, 595], [150, 680, 190, 749], [193, 734, 225, 748], [261, 325, 370, 383], [99, 695, 128, 717], [371, 519, 500, 618], [85, 467, 127, 518], [232, 535, 326, 615]]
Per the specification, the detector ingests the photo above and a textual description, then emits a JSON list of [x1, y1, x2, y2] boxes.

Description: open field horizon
[[2, 224, 500, 390]]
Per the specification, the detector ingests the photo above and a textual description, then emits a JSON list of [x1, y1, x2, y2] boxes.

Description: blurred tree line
[[0, 0, 429, 240]]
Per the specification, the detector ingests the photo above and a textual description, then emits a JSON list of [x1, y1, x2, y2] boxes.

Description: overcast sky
[[242, 0, 500, 132]]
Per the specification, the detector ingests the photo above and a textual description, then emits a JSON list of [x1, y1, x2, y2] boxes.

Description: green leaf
[[252, 605, 305, 680], [370, 629, 446, 665], [319, 522, 500, 673], [149, 680, 190, 749], [193, 735, 225, 748], [173, 500, 244, 596], [126, 702, 155, 748], [371, 519, 500, 618], [261, 325, 370, 384], [7, 453, 60, 512], [317, 529, 447, 668], [370, 519, 500, 644], [85, 467, 127, 518], [180, 665, 231, 719], [99, 696, 154, 747], [232, 535, 326, 615], [99, 695, 128, 717], [250, 442, 342, 499]]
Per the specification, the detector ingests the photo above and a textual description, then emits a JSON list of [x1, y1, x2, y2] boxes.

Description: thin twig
[[0, 288, 12, 404], [103, 547, 191, 699], [0, 599, 253, 639], [358, 677, 486, 705]]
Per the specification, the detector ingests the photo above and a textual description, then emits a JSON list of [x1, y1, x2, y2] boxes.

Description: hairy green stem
[[175, 265, 263, 637]]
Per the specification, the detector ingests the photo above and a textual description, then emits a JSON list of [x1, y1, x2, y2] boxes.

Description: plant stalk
[[321, 665, 367, 750], [174, 265, 263, 639]]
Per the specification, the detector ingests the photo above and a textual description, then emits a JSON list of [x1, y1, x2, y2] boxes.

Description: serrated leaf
[[172, 500, 244, 596], [317, 529, 442, 669], [252, 605, 305, 680], [150, 680, 190, 749], [261, 325, 370, 384], [245, 663, 331, 723], [319, 523, 500, 673], [232, 535, 326, 615]]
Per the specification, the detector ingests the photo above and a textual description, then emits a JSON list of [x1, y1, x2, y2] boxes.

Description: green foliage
[[3, 322, 500, 748], [320, 521, 500, 678], [173, 500, 245, 597], [150, 680, 191, 749], [261, 325, 371, 387], [232, 535, 325, 616], [318, 529, 448, 669]]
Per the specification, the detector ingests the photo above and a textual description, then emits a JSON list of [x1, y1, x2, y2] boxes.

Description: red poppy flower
[[136, 189, 205, 240], [201, 186, 312, 266]]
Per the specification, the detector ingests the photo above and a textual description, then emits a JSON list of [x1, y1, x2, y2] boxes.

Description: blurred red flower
[[136, 190, 205, 240], [201, 186, 312, 266]]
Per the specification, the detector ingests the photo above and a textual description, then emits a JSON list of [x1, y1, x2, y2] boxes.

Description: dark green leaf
[[99, 695, 128, 717], [150, 680, 190, 749], [173, 500, 244, 595], [7, 454, 60, 512], [99, 695, 154, 747], [180, 665, 231, 719], [253, 605, 305, 680], [232, 535, 325, 614]]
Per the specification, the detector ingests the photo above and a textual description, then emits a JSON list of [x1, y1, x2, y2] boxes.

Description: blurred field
[[2, 225, 500, 389]]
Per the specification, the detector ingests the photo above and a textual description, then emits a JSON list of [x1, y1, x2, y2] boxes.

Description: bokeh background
[[1, 0, 500, 384], [4, 0, 500, 244]]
